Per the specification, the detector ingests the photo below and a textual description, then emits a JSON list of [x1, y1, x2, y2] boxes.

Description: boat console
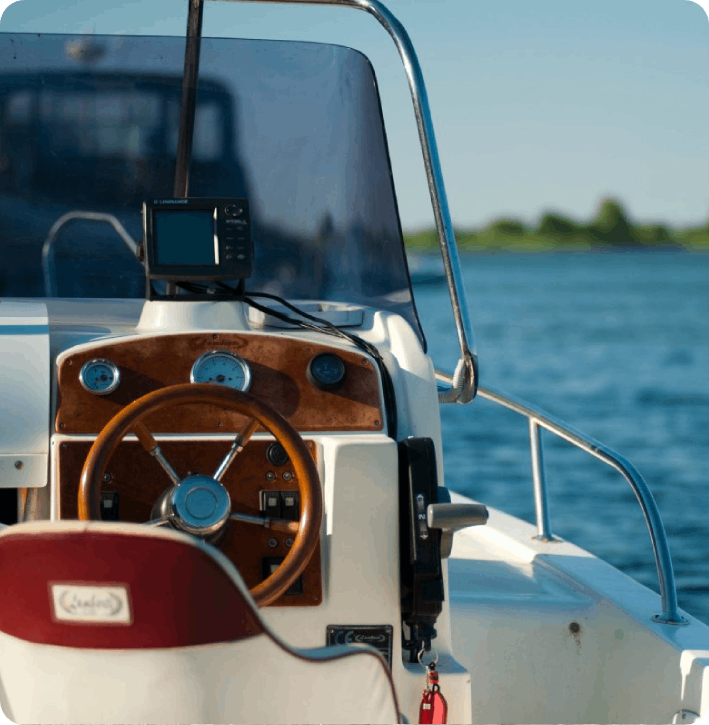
[[54, 323, 386, 607]]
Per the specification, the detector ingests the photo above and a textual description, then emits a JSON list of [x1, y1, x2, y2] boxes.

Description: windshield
[[0, 32, 423, 343]]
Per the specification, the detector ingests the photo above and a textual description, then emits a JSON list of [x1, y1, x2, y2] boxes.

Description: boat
[[0, 1, 708, 723]]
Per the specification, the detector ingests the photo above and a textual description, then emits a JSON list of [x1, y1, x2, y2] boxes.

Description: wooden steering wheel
[[78, 383, 322, 607]]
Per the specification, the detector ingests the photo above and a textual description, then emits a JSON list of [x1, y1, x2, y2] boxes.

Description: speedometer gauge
[[79, 359, 121, 396], [190, 350, 251, 391]]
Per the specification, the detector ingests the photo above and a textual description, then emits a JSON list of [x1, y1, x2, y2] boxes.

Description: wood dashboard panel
[[57, 439, 322, 607], [55, 333, 383, 434]]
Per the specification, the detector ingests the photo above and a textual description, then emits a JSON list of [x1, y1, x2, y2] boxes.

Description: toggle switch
[[100, 492, 119, 522], [261, 490, 281, 518], [262, 557, 303, 595], [281, 491, 300, 521]]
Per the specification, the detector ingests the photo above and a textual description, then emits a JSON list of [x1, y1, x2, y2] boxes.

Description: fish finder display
[[154, 210, 217, 266], [143, 198, 252, 283]]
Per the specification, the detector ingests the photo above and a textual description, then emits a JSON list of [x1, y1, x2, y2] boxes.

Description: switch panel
[[260, 490, 300, 521]]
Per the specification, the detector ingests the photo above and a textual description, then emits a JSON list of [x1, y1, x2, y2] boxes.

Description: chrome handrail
[[436, 370, 688, 626], [41, 211, 139, 297], [213, 0, 477, 400]]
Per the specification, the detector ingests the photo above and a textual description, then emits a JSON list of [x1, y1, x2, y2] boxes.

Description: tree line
[[404, 199, 709, 251]]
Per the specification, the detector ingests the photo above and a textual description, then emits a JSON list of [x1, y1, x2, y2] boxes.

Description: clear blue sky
[[2, 0, 708, 231]]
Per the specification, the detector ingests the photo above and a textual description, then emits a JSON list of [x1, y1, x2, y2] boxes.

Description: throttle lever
[[427, 501, 489, 558]]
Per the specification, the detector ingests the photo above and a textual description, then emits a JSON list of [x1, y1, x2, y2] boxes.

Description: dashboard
[[53, 332, 384, 606], [55, 332, 383, 434]]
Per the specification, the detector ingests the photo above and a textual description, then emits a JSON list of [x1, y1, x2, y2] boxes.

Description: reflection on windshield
[[0, 33, 423, 343], [0, 71, 245, 205]]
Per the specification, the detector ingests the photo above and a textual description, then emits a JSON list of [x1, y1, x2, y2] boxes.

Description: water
[[413, 251, 709, 623]]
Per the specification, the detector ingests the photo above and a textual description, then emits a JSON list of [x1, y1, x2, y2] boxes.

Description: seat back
[[0, 521, 401, 724]]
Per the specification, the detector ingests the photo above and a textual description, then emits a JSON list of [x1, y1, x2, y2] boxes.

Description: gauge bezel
[[190, 350, 252, 392], [307, 352, 347, 390], [79, 358, 121, 396]]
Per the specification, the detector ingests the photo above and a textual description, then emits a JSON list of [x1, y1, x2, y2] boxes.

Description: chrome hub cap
[[170, 475, 231, 536]]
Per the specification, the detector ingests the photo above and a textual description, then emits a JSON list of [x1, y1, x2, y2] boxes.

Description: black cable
[[171, 280, 398, 437], [214, 282, 398, 438], [175, 281, 208, 295]]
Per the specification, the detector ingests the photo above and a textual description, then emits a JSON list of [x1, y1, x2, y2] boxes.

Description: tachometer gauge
[[79, 359, 121, 396], [190, 350, 251, 391]]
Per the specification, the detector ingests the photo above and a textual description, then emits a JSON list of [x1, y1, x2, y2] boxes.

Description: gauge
[[307, 353, 346, 390], [190, 350, 251, 391], [79, 358, 121, 396]]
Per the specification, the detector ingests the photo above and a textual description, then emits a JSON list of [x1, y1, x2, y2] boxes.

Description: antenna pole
[[173, 0, 204, 198]]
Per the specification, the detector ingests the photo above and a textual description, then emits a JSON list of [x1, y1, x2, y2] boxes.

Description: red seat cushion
[[0, 525, 264, 648]]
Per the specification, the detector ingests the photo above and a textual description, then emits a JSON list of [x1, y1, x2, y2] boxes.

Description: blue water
[[413, 251, 709, 623]]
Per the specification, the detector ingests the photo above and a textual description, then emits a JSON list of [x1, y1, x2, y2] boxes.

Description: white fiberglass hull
[[447, 491, 709, 725]]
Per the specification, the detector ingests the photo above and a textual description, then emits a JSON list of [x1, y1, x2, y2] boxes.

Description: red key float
[[419, 661, 447, 724]]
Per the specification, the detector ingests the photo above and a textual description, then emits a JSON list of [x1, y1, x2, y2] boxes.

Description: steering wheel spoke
[[145, 516, 170, 527], [213, 417, 259, 482], [230, 511, 300, 534], [133, 421, 181, 486]]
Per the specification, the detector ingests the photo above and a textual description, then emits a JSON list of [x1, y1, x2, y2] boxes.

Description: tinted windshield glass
[[0, 33, 423, 343]]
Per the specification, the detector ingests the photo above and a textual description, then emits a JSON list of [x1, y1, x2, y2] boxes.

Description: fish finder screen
[[154, 210, 217, 266]]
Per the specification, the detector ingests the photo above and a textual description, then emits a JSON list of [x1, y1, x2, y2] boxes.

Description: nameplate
[[50, 584, 132, 624]]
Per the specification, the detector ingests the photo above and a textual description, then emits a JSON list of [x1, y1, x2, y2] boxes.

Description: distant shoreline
[[404, 198, 709, 252], [404, 237, 709, 253]]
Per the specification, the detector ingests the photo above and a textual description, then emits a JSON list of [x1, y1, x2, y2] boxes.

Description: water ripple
[[415, 251, 709, 623]]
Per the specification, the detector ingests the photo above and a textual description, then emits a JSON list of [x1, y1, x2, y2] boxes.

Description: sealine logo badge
[[51, 584, 132, 624]]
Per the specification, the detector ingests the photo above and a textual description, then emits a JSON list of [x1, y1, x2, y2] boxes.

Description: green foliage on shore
[[404, 199, 709, 252]]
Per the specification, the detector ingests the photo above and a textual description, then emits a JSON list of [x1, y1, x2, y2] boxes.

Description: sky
[[1, 0, 708, 231]]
